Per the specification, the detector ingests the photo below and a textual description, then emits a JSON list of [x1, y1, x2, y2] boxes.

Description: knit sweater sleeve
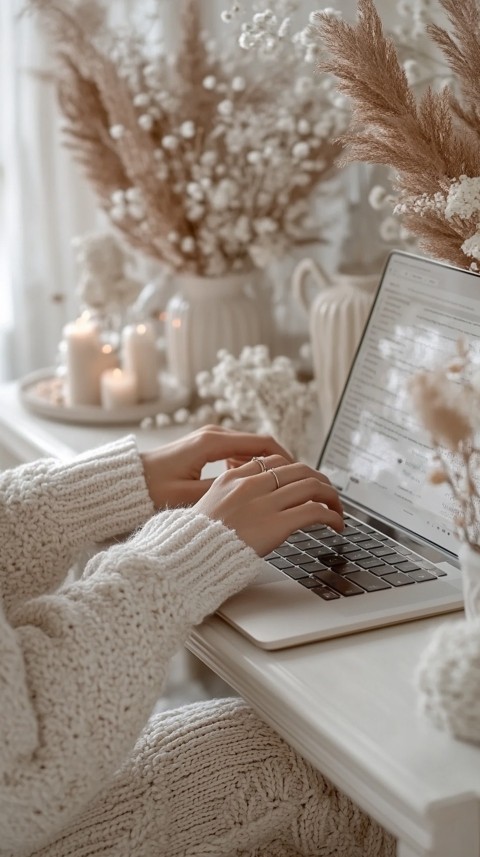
[[0, 505, 266, 853], [0, 435, 154, 612]]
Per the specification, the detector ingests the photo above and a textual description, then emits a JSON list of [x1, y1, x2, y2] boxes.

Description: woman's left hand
[[140, 424, 294, 509]]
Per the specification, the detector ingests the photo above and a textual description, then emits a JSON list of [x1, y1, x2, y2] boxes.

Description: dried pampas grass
[[310, 0, 480, 269]]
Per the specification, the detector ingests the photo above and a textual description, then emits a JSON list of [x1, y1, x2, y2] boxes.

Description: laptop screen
[[319, 251, 480, 556]]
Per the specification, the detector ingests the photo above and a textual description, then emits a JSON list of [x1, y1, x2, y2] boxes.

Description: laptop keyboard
[[264, 516, 447, 601]]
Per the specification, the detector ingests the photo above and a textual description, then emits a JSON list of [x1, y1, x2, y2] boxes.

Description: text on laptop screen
[[320, 252, 480, 556]]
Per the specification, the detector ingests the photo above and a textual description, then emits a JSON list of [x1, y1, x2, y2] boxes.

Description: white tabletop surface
[[1, 378, 480, 857]]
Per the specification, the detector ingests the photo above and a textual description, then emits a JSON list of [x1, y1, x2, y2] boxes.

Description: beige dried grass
[[310, 0, 480, 267]]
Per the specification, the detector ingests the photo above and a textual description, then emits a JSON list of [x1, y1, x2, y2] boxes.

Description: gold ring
[[252, 456, 267, 473], [270, 468, 280, 490]]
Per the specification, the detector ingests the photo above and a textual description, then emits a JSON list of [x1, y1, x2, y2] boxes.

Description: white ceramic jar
[[292, 257, 379, 440], [164, 270, 272, 393]]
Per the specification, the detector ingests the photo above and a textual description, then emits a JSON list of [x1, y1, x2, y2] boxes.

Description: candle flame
[[136, 324, 147, 334], [112, 368, 123, 378], [172, 319, 181, 329], [102, 344, 113, 354]]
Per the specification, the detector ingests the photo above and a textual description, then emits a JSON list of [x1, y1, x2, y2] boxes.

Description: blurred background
[[0, 0, 422, 382]]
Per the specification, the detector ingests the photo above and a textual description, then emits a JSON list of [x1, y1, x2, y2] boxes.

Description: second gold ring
[[270, 468, 280, 490]]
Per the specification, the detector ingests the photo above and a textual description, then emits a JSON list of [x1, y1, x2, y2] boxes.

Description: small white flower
[[462, 232, 480, 261], [167, 230, 179, 243], [125, 187, 142, 203], [201, 151, 217, 167], [138, 113, 154, 131], [110, 124, 125, 140], [155, 413, 172, 427], [128, 203, 145, 221], [239, 32, 256, 49], [111, 189, 125, 205], [445, 176, 480, 221], [297, 119, 311, 136], [110, 205, 126, 222], [292, 141, 310, 159], [180, 120, 196, 139], [174, 407, 190, 424], [181, 236, 196, 254], [203, 75, 217, 90], [247, 150, 262, 165], [162, 135, 178, 151], [218, 99, 234, 117], [231, 76, 246, 92], [133, 93, 150, 108], [187, 182, 204, 201], [254, 217, 277, 235]]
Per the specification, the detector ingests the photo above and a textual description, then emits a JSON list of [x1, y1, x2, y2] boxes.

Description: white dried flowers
[[409, 340, 480, 548], [34, 0, 348, 277], [196, 345, 318, 460]]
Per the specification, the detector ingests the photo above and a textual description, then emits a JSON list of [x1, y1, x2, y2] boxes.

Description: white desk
[[1, 379, 479, 857]]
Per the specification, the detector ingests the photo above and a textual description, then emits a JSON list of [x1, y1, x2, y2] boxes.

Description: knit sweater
[[0, 433, 469, 857], [0, 436, 269, 853]]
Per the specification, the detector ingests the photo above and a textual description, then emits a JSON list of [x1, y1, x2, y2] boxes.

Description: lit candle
[[100, 368, 138, 410], [122, 322, 160, 402], [97, 342, 120, 376], [64, 312, 102, 406]]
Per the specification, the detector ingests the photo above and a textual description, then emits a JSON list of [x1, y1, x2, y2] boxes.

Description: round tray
[[19, 369, 191, 426]]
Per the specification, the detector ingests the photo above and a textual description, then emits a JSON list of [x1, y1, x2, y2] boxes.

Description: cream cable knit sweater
[[0, 435, 396, 857]]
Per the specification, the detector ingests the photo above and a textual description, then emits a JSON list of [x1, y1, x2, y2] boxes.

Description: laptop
[[218, 249, 478, 649]]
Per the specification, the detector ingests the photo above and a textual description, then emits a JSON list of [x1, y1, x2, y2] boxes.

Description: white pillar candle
[[64, 313, 102, 406], [100, 368, 138, 410], [122, 323, 159, 402]]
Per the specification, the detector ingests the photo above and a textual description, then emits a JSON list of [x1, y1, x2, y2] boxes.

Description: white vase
[[164, 270, 272, 393], [292, 257, 379, 440], [458, 543, 480, 620]]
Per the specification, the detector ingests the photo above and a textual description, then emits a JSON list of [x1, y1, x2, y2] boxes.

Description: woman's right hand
[[194, 454, 344, 557]]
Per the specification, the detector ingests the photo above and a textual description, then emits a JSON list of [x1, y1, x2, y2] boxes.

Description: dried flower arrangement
[[409, 340, 480, 549], [196, 345, 318, 460], [29, 0, 348, 277], [309, 0, 480, 271]]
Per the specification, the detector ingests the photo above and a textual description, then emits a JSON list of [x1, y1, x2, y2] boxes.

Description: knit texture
[[415, 544, 480, 745], [25, 698, 395, 857], [0, 435, 154, 614], [416, 617, 480, 743], [0, 438, 396, 857]]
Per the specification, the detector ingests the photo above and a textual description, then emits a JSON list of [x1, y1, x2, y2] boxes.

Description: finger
[[271, 476, 343, 515], [266, 461, 334, 488], [196, 429, 294, 465], [279, 502, 345, 535]]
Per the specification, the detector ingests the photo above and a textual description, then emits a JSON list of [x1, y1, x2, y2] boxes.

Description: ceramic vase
[[458, 543, 480, 620], [164, 269, 272, 393], [292, 257, 379, 441]]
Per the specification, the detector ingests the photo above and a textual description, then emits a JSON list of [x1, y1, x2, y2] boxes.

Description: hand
[[140, 425, 294, 509], [195, 453, 344, 557]]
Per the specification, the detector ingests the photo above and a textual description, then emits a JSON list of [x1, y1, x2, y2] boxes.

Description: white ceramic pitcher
[[292, 257, 379, 439]]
